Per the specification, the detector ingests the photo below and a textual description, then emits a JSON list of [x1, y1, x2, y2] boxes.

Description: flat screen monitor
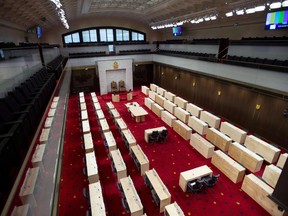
[[265, 10, 288, 30], [36, 26, 42, 39], [172, 26, 182, 36]]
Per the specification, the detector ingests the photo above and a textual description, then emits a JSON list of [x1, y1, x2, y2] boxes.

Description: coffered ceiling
[[0, 0, 271, 31]]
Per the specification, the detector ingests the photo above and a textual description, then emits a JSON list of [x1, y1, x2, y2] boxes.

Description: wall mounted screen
[[265, 10, 288, 30]]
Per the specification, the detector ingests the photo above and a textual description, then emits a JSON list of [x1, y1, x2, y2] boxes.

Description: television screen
[[265, 10, 288, 30], [36, 26, 42, 39], [172, 26, 182, 36]]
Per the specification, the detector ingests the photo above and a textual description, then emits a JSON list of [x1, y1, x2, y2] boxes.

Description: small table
[[126, 102, 148, 123], [179, 165, 213, 192]]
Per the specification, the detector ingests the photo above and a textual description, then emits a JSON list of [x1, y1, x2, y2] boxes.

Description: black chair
[[203, 174, 220, 188], [148, 131, 159, 143], [121, 198, 130, 212], [158, 129, 168, 142], [188, 179, 204, 193], [151, 189, 160, 206]]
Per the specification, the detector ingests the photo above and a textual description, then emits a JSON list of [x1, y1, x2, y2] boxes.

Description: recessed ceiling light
[[270, 2, 281, 9]]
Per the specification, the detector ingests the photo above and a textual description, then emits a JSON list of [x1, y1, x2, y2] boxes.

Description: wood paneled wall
[[154, 63, 288, 150]]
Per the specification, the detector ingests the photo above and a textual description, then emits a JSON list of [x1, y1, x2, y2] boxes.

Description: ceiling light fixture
[[246, 8, 255, 14], [255, 5, 265, 11], [210, 15, 217, 20], [270, 2, 281, 9], [236, 9, 244, 15], [50, 0, 69, 29]]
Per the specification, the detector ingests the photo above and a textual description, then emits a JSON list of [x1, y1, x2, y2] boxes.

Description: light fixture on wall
[[217, 90, 221, 96], [192, 82, 196, 87], [255, 104, 261, 110]]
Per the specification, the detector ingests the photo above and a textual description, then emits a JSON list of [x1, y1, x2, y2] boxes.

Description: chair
[[203, 174, 220, 188], [158, 129, 168, 142], [188, 179, 204, 193], [111, 81, 118, 92], [121, 198, 130, 212], [118, 80, 126, 92], [148, 131, 159, 143]]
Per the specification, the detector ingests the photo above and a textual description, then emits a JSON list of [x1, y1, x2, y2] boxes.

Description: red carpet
[[59, 88, 270, 216]]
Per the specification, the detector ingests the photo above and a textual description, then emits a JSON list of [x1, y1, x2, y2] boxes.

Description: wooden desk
[[190, 133, 214, 159], [156, 87, 166, 96], [161, 110, 176, 127], [86, 151, 99, 184], [164, 91, 175, 103], [90, 92, 96, 98], [79, 92, 84, 97], [96, 110, 105, 120], [164, 202, 184, 216], [200, 111, 221, 129], [150, 83, 158, 92], [186, 103, 203, 118], [145, 168, 171, 213], [228, 142, 264, 172], [179, 165, 213, 192], [48, 108, 56, 117], [92, 96, 98, 103], [151, 103, 164, 117], [83, 132, 94, 153], [122, 129, 136, 149], [53, 96, 59, 102], [93, 102, 101, 110], [104, 131, 117, 152], [112, 94, 120, 102], [115, 117, 127, 131], [50, 101, 58, 109], [220, 122, 247, 144], [144, 97, 154, 110], [19, 167, 40, 206], [106, 102, 115, 111], [241, 174, 285, 216], [149, 90, 156, 101], [31, 144, 46, 169], [79, 96, 85, 104], [39, 128, 50, 143], [164, 100, 176, 114], [125, 102, 140, 108], [262, 164, 282, 188], [206, 128, 232, 152], [130, 145, 149, 176], [174, 97, 187, 109], [129, 106, 148, 123], [11, 204, 31, 216], [110, 109, 120, 120], [80, 103, 87, 111], [276, 153, 288, 168], [120, 176, 143, 216], [173, 120, 192, 140], [141, 85, 149, 95], [244, 135, 281, 163], [174, 107, 189, 123], [99, 118, 110, 133], [82, 119, 90, 134], [144, 126, 167, 143], [89, 181, 106, 216], [44, 117, 53, 128], [155, 94, 166, 107], [81, 110, 88, 121], [188, 116, 208, 135], [110, 149, 127, 182], [212, 150, 245, 183]]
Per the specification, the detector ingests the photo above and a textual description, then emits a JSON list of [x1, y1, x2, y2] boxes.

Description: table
[[151, 103, 164, 117], [96, 110, 105, 120], [115, 118, 127, 131], [188, 116, 208, 135], [48, 108, 56, 117], [11, 204, 31, 216], [19, 167, 40, 206], [106, 102, 114, 111], [31, 144, 46, 170], [130, 145, 149, 175], [93, 102, 101, 110], [89, 181, 106, 216], [126, 103, 148, 123], [163, 100, 176, 114], [200, 111, 220, 129], [120, 176, 143, 216], [174, 107, 189, 123], [220, 122, 247, 144], [80, 103, 87, 111], [79, 96, 85, 104], [174, 96, 188, 109], [164, 202, 184, 216], [190, 133, 214, 159], [92, 96, 98, 103], [112, 94, 120, 102], [144, 97, 155, 110], [155, 94, 166, 107], [156, 87, 166, 96], [262, 164, 282, 188], [145, 168, 171, 213], [161, 110, 176, 127], [276, 153, 288, 168], [179, 165, 212, 192], [44, 117, 53, 128], [110, 149, 127, 182], [144, 126, 167, 143], [173, 120, 192, 140], [150, 83, 158, 92], [82, 119, 90, 134], [83, 132, 94, 153], [86, 151, 99, 184], [39, 128, 50, 143], [206, 128, 232, 152], [149, 90, 156, 101], [122, 129, 136, 149], [186, 103, 203, 118], [99, 119, 109, 133], [81, 110, 88, 120], [141, 86, 149, 95], [110, 109, 120, 120], [50, 101, 58, 109], [79, 92, 84, 97], [164, 91, 175, 102], [104, 131, 117, 152]]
